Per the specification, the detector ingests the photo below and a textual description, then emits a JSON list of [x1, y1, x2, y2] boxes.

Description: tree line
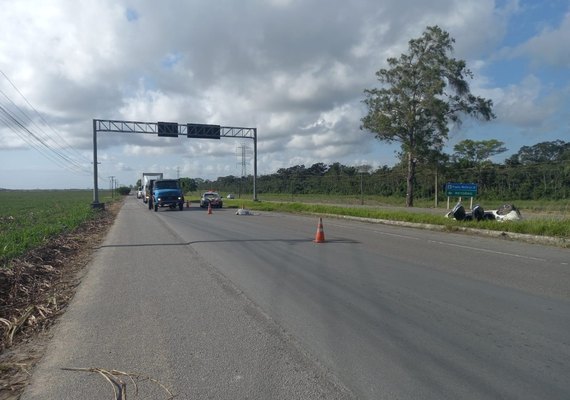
[[196, 139, 569, 201]]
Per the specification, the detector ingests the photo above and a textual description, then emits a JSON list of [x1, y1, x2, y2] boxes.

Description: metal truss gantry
[[91, 119, 258, 207]]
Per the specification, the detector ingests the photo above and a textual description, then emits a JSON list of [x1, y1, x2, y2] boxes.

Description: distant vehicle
[[200, 191, 223, 208], [227, 194, 235, 199], [142, 172, 164, 203], [136, 187, 143, 199], [152, 179, 185, 211]]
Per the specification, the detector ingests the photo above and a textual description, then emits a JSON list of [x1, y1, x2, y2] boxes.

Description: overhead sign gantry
[[91, 119, 257, 208]]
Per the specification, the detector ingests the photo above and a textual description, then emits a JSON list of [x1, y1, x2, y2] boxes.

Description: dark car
[[200, 191, 223, 208]]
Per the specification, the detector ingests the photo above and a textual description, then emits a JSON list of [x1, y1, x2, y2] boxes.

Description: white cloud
[[494, 75, 562, 127], [0, 0, 567, 188], [438, 0, 512, 57], [513, 12, 570, 67]]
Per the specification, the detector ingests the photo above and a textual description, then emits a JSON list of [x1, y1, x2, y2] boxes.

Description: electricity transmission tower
[[236, 143, 252, 198]]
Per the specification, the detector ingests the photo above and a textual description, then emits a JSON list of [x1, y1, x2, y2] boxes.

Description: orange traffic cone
[[314, 217, 325, 243], [208, 202, 212, 215]]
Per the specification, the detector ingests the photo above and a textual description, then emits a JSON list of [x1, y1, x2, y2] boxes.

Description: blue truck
[[151, 179, 185, 211]]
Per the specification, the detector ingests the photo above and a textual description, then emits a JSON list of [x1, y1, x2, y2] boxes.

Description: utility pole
[[91, 119, 104, 209], [360, 172, 364, 205], [357, 165, 371, 206], [109, 176, 115, 199]]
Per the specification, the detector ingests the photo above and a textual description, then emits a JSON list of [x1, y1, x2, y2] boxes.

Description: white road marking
[[426, 240, 547, 261], [328, 221, 548, 262]]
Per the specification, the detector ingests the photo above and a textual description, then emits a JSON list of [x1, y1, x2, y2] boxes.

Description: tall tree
[[509, 140, 569, 164], [361, 26, 495, 206], [452, 139, 507, 165], [307, 162, 329, 176]]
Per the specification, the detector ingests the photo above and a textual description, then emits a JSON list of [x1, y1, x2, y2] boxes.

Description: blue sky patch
[[161, 52, 183, 69], [126, 7, 139, 22]]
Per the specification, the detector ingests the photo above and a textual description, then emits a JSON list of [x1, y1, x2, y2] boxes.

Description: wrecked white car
[[446, 203, 522, 222]]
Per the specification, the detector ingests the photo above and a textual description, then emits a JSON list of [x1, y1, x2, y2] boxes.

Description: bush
[[117, 186, 131, 196]]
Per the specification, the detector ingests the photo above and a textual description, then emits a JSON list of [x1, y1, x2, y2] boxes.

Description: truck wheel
[[154, 203, 158, 212], [148, 200, 152, 210]]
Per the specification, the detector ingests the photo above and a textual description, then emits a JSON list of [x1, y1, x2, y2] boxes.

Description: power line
[[0, 105, 80, 172], [0, 70, 92, 175], [0, 89, 89, 171], [0, 104, 88, 173], [0, 70, 92, 164]]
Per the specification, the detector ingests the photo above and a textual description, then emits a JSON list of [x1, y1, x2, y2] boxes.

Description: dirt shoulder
[[0, 200, 122, 400]]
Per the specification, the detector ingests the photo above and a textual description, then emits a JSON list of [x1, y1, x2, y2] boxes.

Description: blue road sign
[[446, 183, 478, 197]]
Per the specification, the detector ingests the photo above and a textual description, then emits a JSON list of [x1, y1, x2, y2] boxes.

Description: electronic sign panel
[[157, 122, 179, 137], [187, 123, 221, 139]]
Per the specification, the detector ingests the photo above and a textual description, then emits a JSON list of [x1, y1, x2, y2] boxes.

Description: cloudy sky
[[0, 0, 568, 189]]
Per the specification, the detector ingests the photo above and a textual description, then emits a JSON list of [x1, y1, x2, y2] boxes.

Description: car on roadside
[[200, 191, 223, 208], [227, 193, 235, 199], [137, 187, 143, 199]]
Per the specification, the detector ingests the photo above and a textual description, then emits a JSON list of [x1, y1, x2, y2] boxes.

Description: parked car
[[227, 193, 235, 199], [200, 191, 223, 208]]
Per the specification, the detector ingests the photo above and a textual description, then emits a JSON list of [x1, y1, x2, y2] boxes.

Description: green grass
[[251, 193, 432, 207], [0, 190, 115, 264], [251, 193, 570, 212], [223, 197, 570, 240]]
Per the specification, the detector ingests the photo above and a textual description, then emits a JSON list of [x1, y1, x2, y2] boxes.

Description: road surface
[[22, 195, 570, 399]]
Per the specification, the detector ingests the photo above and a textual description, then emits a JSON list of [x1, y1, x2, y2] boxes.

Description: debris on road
[[235, 208, 253, 215]]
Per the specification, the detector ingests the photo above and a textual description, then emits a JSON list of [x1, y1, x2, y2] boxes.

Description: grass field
[[0, 190, 114, 264], [245, 193, 570, 213], [198, 192, 569, 241]]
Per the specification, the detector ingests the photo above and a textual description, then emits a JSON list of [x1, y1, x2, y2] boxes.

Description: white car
[[227, 194, 235, 199], [200, 191, 223, 208]]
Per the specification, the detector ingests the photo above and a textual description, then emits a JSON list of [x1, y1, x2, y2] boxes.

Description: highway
[[22, 195, 570, 399]]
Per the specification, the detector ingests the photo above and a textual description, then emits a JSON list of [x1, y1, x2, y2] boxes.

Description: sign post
[[445, 183, 478, 209]]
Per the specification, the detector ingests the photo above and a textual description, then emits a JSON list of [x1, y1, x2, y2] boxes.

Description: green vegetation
[[0, 190, 114, 264], [361, 26, 495, 207], [224, 198, 569, 240], [117, 186, 131, 196], [184, 140, 569, 207]]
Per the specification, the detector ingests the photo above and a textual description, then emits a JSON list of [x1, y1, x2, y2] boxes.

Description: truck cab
[[151, 179, 185, 211]]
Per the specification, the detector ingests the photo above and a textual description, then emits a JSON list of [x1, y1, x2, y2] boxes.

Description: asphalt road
[[22, 195, 569, 399]]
